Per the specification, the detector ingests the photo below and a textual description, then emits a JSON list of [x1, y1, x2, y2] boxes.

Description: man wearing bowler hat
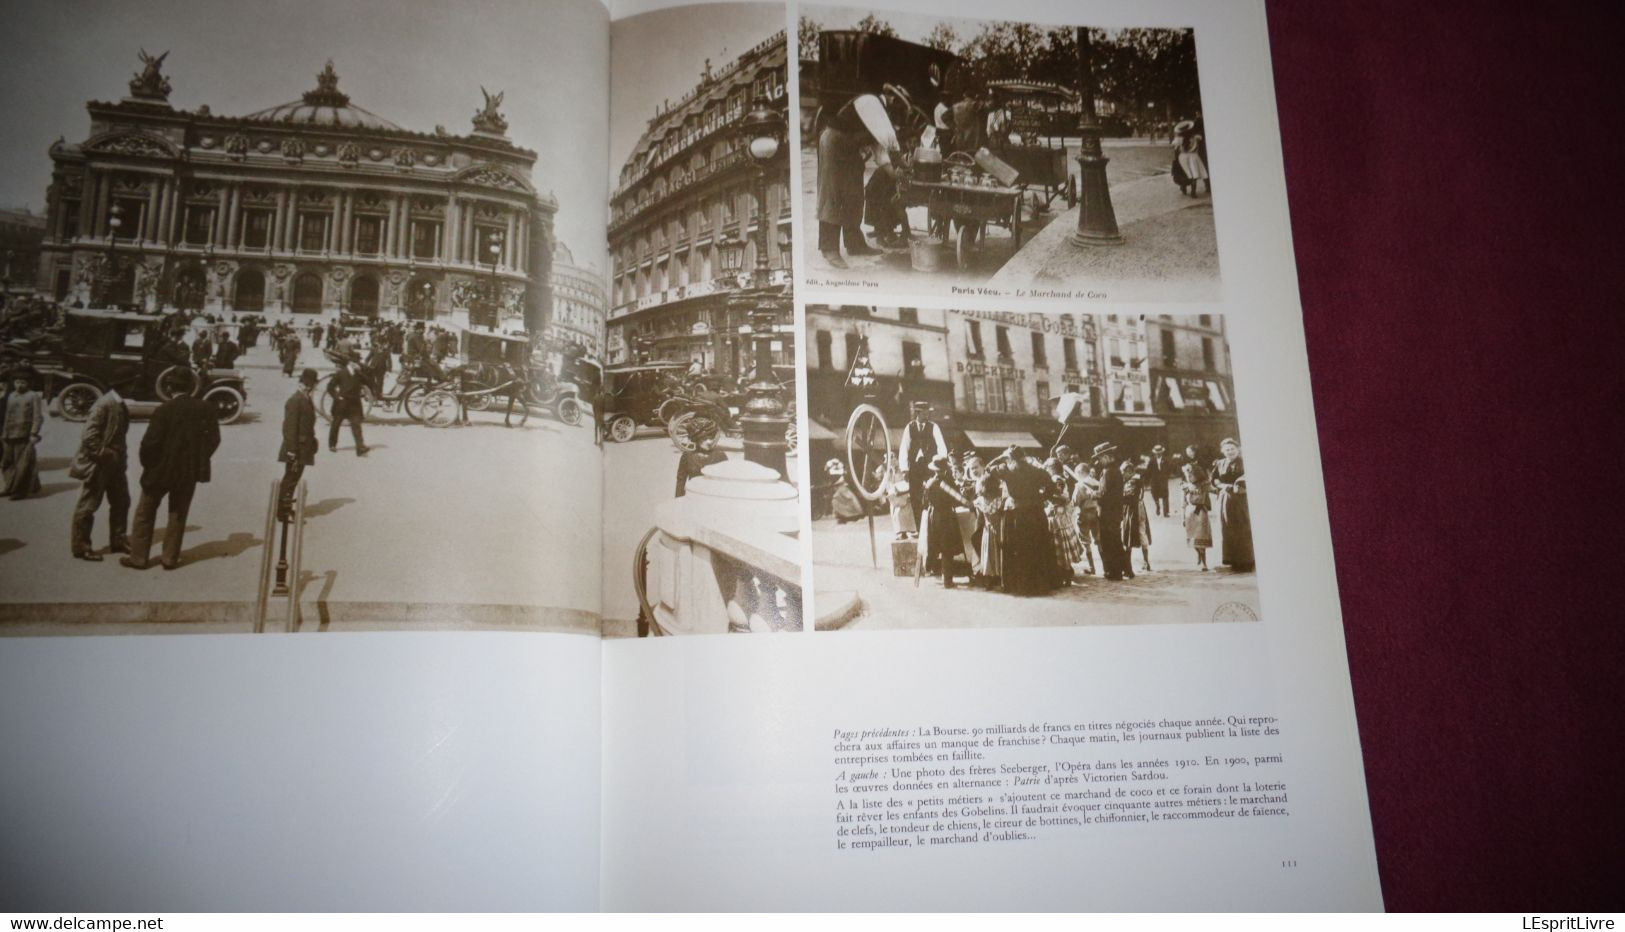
[[1092, 441, 1133, 581], [278, 368, 320, 522], [896, 400, 947, 536]]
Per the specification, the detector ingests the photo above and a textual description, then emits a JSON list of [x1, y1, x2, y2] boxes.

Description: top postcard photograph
[[799, 5, 1218, 303]]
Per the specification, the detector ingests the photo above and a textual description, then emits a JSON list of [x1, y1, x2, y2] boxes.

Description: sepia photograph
[[0, 0, 610, 634], [799, 6, 1218, 302], [805, 306, 1256, 630], [599, 3, 803, 637]]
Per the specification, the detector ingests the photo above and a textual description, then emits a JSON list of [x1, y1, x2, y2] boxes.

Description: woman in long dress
[[972, 476, 1009, 588], [1213, 438, 1254, 571], [1, 370, 45, 500], [875, 453, 916, 539], [990, 449, 1063, 596], [1172, 120, 1209, 196], [1181, 462, 1214, 571]]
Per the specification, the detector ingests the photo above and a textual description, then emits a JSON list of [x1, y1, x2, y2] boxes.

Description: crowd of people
[[823, 401, 1254, 595]]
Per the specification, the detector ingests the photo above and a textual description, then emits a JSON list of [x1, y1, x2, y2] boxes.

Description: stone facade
[[546, 240, 606, 357], [605, 32, 790, 371], [37, 55, 556, 332]]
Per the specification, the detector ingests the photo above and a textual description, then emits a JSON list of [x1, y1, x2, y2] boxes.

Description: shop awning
[[962, 429, 1042, 449]]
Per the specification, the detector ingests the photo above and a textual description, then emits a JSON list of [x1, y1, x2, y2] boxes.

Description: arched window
[[233, 269, 265, 312], [351, 274, 379, 317], [292, 272, 323, 313]]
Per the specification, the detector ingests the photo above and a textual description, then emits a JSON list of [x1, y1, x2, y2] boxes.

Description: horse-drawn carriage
[[6, 308, 248, 424]]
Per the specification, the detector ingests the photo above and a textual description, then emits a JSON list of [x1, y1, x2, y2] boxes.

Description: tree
[[923, 23, 962, 53], [853, 14, 897, 37], [798, 15, 823, 61]]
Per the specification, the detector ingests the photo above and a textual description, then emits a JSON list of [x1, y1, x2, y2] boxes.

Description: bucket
[[909, 237, 947, 273]]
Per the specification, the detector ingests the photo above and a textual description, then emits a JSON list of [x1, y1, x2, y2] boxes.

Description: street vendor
[[816, 83, 926, 267]]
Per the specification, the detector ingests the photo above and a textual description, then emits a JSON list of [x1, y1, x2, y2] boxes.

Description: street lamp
[[485, 230, 504, 330], [733, 95, 791, 479], [1069, 27, 1123, 247], [737, 95, 786, 289], [103, 203, 124, 308]]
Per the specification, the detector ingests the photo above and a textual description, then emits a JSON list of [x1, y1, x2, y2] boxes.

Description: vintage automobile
[[17, 308, 248, 424], [598, 362, 689, 443]]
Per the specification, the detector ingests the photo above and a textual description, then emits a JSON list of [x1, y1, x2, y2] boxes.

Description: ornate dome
[[242, 60, 403, 131]]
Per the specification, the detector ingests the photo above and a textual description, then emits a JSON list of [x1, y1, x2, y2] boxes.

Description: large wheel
[[656, 396, 687, 425], [668, 410, 720, 452], [203, 385, 245, 425], [417, 389, 461, 428], [315, 376, 336, 422], [400, 382, 438, 423], [785, 420, 798, 454], [156, 365, 200, 401], [607, 414, 636, 443], [57, 382, 102, 422], [956, 221, 976, 270], [464, 388, 494, 412], [555, 396, 582, 427], [845, 403, 891, 501]]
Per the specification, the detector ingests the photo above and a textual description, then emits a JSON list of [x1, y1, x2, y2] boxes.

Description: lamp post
[[734, 95, 791, 479], [484, 230, 504, 330], [103, 203, 124, 307], [1069, 27, 1123, 247]]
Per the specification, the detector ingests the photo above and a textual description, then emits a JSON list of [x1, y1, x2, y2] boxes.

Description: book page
[[599, 0, 1381, 911], [0, 0, 610, 910]]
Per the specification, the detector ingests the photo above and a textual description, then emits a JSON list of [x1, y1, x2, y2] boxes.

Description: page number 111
[[1281, 860, 1298, 868]]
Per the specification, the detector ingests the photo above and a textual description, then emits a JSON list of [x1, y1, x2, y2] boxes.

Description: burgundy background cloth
[[1265, 0, 1624, 911]]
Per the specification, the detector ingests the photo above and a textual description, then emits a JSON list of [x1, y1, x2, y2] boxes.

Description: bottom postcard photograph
[[804, 306, 1258, 631]]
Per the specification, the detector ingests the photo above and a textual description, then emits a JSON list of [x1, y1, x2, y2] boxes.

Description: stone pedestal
[[643, 458, 802, 635]]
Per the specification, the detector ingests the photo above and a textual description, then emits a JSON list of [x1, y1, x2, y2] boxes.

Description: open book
[[0, 0, 1381, 912]]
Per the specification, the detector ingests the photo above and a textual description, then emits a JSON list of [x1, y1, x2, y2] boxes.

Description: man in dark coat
[[989, 446, 1062, 595], [1145, 444, 1172, 517], [1092, 441, 1133, 580], [69, 386, 131, 560], [896, 400, 946, 535], [325, 358, 369, 455], [121, 393, 220, 570], [278, 368, 320, 521]]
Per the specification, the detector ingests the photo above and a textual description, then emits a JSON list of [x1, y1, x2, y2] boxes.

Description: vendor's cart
[[901, 153, 1025, 270], [988, 80, 1081, 211]]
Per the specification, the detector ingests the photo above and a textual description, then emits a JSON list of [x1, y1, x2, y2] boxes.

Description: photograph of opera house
[[36, 56, 556, 332]]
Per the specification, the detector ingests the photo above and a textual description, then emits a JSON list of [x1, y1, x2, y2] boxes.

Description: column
[[445, 197, 460, 265], [329, 193, 342, 253], [284, 187, 301, 251], [162, 178, 179, 246], [76, 173, 95, 241], [504, 210, 517, 269], [92, 172, 110, 238], [214, 185, 229, 246], [340, 192, 353, 255], [271, 189, 286, 253], [461, 204, 475, 264], [226, 184, 242, 248], [145, 179, 161, 242], [515, 214, 527, 274]]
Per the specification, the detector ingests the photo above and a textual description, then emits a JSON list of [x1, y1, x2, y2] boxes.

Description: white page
[[599, 0, 1381, 910]]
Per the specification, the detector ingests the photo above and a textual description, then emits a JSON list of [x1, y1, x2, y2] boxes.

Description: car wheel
[[608, 415, 636, 443], [204, 385, 245, 425], [57, 382, 102, 422], [156, 365, 200, 401], [556, 396, 582, 427]]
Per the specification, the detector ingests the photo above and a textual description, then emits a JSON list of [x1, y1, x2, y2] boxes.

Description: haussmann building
[[604, 31, 791, 372]]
